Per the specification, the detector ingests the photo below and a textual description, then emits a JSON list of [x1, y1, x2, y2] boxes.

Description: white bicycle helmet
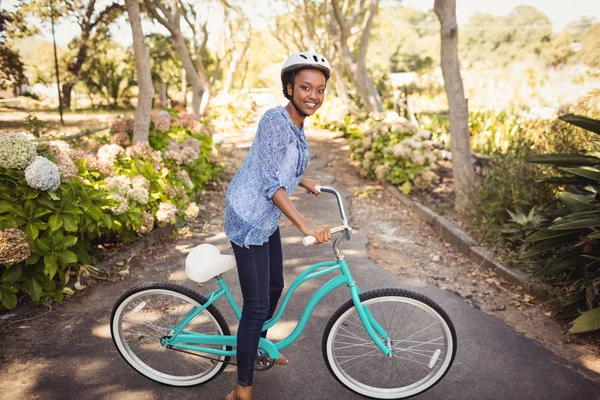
[[281, 51, 331, 80]]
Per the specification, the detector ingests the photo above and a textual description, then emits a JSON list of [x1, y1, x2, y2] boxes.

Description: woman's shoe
[[225, 389, 237, 400]]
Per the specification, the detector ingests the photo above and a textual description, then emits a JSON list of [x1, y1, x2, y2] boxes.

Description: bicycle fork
[[349, 284, 394, 357]]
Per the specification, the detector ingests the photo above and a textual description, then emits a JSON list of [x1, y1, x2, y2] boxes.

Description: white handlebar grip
[[303, 236, 317, 246], [314, 185, 322, 193]]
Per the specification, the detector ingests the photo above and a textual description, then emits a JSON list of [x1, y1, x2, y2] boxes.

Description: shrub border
[[0, 223, 174, 327], [384, 184, 558, 301]]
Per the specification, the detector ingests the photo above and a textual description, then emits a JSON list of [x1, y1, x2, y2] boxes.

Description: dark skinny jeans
[[231, 227, 284, 386]]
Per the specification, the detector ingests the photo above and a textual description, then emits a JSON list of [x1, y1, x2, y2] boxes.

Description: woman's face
[[287, 69, 327, 116]]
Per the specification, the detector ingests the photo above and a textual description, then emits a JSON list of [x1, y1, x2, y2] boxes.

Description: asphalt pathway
[[1, 123, 599, 400]]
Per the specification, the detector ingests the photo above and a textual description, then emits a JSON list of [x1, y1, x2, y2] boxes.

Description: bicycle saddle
[[185, 244, 236, 283]]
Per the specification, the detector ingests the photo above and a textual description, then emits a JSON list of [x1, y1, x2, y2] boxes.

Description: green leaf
[[539, 177, 590, 185], [57, 250, 78, 267], [524, 229, 580, 243], [49, 192, 60, 201], [569, 307, 600, 333], [61, 214, 77, 232], [101, 213, 113, 228], [400, 181, 412, 195], [23, 277, 43, 302], [558, 167, 600, 182], [24, 223, 39, 241], [62, 205, 83, 215], [1, 292, 17, 309], [36, 238, 52, 253], [33, 208, 52, 219], [62, 235, 78, 248], [48, 214, 63, 231], [549, 217, 600, 230], [526, 154, 600, 166], [588, 231, 600, 239], [44, 254, 59, 280], [54, 292, 64, 303], [83, 203, 103, 220], [558, 192, 595, 212], [559, 114, 600, 135], [62, 287, 74, 295], [0, 200, 16, 214], [520, 235, 576, 258], [534, 256, 583, 277], [1, 265, 22, 283]]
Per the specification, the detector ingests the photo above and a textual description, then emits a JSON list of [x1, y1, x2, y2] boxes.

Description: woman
[[224, 51, 333, 400]]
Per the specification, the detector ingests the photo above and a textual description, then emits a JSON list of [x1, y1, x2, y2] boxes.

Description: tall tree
[[330, 0, 384, 112], [0, 10, 27, 95], [433, 0, 474, 214], [125, 0, 153, 143], [144, 0, 217, 117], [16, 0, 124, 108], [147, 33, 182, 107]]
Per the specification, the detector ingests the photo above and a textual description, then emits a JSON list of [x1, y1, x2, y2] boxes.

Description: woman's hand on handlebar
[[300, 178, 321, 196], [303, 224, 331, 244]]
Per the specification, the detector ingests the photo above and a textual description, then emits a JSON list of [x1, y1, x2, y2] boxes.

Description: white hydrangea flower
[[184, 202, 200, 221], [24, 156, 61, 191], [0, 132, 38, 170], [105, 175, 131, 196], [411, 152, 425, 166], [109, 194, 129, 215], [139, 211, 154, 234], [127, 187, 149, 205], [131, 175, 150, 190], [156, 202, 178, 225], [49, 140, 72, 155]]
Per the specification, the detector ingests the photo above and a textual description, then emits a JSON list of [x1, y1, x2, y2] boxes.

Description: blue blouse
[[224, 105, 309, 248]]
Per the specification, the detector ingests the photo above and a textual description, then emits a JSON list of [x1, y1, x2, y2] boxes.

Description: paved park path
[[1, 101, 599, 400]]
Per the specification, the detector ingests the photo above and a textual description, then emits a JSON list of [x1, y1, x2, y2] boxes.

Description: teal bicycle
[[110, 187, 457, 399]]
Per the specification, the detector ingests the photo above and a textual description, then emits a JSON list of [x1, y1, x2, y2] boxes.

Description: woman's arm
[[272, 187, 331, 244]]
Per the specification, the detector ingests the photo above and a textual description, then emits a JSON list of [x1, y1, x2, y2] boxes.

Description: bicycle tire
[[322, 288, 457, 399], [111, 282, 231, 386]]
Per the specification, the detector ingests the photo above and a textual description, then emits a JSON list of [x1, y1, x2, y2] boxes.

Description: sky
[[5, 0, 600, 48]]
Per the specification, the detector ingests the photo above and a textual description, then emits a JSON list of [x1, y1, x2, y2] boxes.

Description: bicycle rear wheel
[[322, 288, 456, 399], [111, 282, 230, 386]]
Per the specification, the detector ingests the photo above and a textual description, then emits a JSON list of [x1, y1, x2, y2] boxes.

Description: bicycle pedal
[[254, 354, 275, 371]]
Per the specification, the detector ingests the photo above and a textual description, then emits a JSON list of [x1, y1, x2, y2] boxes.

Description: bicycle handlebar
[[302, 186, 351, 246]]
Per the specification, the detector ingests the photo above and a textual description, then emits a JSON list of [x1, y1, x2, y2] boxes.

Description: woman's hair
[[281, 70, 295, 100]]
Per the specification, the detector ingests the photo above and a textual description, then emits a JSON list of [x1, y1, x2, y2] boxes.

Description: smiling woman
[[222, 51, 333, 400]]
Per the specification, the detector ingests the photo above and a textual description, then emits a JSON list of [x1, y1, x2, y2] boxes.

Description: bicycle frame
[[162, 257, 393, 359]]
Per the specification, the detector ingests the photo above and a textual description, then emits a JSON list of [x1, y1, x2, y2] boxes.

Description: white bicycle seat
[[185, 244, 236, 283]]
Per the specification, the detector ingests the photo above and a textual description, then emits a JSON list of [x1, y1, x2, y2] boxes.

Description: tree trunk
[[433, 0, 475, 214], [331, 59, 349, 107], [125, 0, 154, 144], [181, 68, 187, 107], [329, 0, 383, 112], [158, 79, 167, 107]]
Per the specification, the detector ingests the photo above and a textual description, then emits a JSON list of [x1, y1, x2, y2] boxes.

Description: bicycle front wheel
[[323, 289, 456, 399], [111, 282, 230, 386]]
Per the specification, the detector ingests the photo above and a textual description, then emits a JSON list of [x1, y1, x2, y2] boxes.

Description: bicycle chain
[[166, 346, 275, 371]]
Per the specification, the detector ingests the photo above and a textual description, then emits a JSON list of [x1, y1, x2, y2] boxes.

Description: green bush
[[349, 112, 443, 193], [0, 111, 222, 310]]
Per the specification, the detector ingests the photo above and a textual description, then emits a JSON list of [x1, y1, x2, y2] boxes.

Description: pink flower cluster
[[152, 113, 171, 132], [125, 142, 163, 171], [111, 119, 134, 134], [164, 139, 200, 165], [110, 131, 131, 147], [47, 141, 78, 180], [173, 113, 199, 128]]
